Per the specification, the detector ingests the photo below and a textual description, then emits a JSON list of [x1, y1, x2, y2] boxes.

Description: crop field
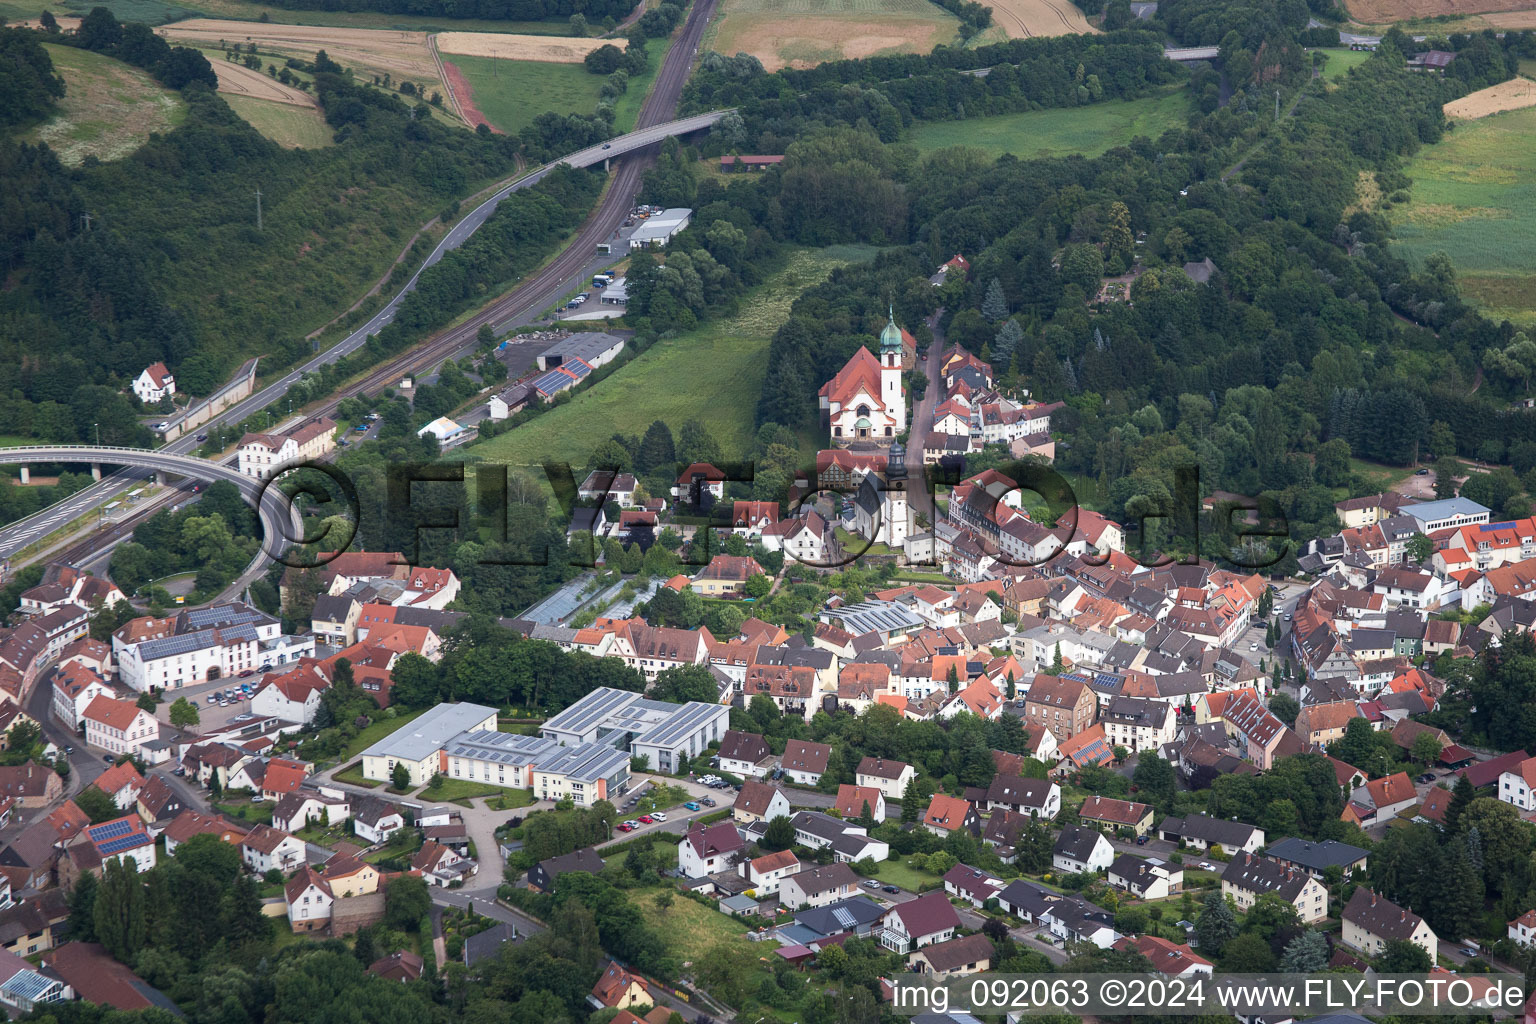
[[157, 18, 448, 101], [984, 0, 1096, 38], [205, 51, 316, 104], [1445, 75, 1536, 119], [474, 245, 875, 468], [706, 0, 961, 70], [435, 31, 607, 61], [907, 89, 1190, 158], [1344, 0, 1536, 23], [225, 93, 333, 145], [1391, 105, 1536, 324], [445, 55, 606, 134], [27, 44, 187, 166]]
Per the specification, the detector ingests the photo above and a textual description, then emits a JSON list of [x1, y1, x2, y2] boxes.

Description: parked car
[[1136, 835, 1150, 845], [173, 766, 186, 777], [1418, 773, 1436, 783], [251, 794, 265, 803], [102, 754, 114, 763], [701, 797, 716, 807], [683, 802, 700, 811], [195, 433, 208, 441], [862, 879, 880, 889], [1199, 862, 1214, 871], [638, 815, 654, 824], [882, 885, 899, 894], [651, 812, 668, 822], [64, 745, 73, 755], [617, 823, 635, 832], [239, 670, 254, 677], [1416, 468, 1430, 475]]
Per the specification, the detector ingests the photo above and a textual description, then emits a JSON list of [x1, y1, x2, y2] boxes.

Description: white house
[[1108, 854, 1183, 900], [81, 696, 157, 758], [353, 797, 404, 844], [251, 665, 329, 725], [1499, 757, 1536, 811], [855, 757, 915, 800], [717, 730, 772, 778], [286, 867, 333, 932], [84, 815, 157, 874], [877, 891, 960, 952], [237, 417, 337, 479], [733, 781, 792, 825], [1053, 825, 1114, 874], [780, 739, 831, 786], [241, 825, 306, 875], [417, 416, 470, 448], [51, 663, 113, 731], [779, 863, 860, 911], [133, 362, 175, 404], [741, 849, 799, 895], [677, 822, 744, 878]]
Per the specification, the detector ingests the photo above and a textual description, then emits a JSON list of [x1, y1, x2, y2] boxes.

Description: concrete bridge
[[1164, 46, 1221, 61], [560, 111, 731, 172], [0, 446, 302, 592]]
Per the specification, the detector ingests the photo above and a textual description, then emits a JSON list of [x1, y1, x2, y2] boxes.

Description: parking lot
[[150, 674, 265, 733]]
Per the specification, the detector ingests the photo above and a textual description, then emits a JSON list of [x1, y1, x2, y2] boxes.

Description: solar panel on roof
[[90, 819, 134, 840], [99, 834, 149, 856]]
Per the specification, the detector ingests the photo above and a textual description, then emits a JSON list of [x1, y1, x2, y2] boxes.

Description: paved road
[[0, 2, 722, 582]]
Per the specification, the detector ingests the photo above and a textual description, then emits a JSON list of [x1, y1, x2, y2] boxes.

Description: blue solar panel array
[[89, 818, 134, 841], [531, 370, 576, 397], [1481, 521, 1517, 532], [98, 833, 149, 856]]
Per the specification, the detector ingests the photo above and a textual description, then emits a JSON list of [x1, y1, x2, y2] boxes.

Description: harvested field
[[1344, 0, 1535, 23], [158, 19, 445, 95], [708, 0, 959, 70], [207, 54, 315, 105], [1485, 8, 1536, 26], [986, 0, 1096, 37], [434, 31, 607, 61], [28, 43, 186, 165], [1445, 76, 1536, 119]]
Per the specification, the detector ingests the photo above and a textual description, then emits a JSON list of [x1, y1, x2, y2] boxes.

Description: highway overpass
[[0, 110, 733, 576], [1164, 46, 1221, 61], [0, 447, 302, 594], [561, 111, 731, 170]]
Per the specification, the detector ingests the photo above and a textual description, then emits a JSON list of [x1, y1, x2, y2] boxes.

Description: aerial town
[[4, 0, 1536, 1018]]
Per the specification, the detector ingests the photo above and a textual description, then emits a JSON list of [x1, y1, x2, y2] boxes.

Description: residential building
[[909, 932, 994, 978], [91, 761, 144, 812], [1112, 935, 1212, 978], [854, 757, 915, 800], [1157, 813, 1264, 854], [677, 822, 744, 878], [832, 784, 886, 823], [50, 663, 113, 731], [1499, 756, 1536, 811], [1342, 887, 1437, 961], [941, 863, 1004, 908], [779, 862, 860, 910], [0, 762, 62, 809], [984, 775, 1060, 819], [241, 824, 305, 874], [1022, 675, 1097, 741], [1078, 796, 1154, 836], [353, 797, 404, 844], [237, 417, 337, 479], [591, 961, 652, 1011], [44, 942, 176, 1013], [527, 848, 606, 893], [1107, 854, 1183, 899], [1264, 838, 1369, 880], [1222, 853, 1328, 923], [733, 781, 791, 825], [540, 686, 726, 773], [717, 730, 772, 778], [0, 946, 65, 1014], [132, 362, 175, 404], [781, 739, 832, 785], [922, 794, 979, 838], [691, 555, 764, 597], [1100, 695, 1176, 753], [84, 815, 156, 874], [877, 891, 960, 952], [742, 849, 799, 895], [1053, 825, 1114, 874], [285, 866, 333, 932], [81, 697, 157, 758]]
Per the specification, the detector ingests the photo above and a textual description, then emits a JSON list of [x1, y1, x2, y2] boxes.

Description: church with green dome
[[815, 308, 909, 448]]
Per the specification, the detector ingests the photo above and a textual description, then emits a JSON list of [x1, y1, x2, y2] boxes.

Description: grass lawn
[[28, 44, 186, 166], [634, 889, 755, 964], [333, 761, 382, 788], [217, 798, 275, 826], [1390, 105, 1536, 325], [604, 842, 679, 873], [835, 526, 894, 556], [447, 55, 604, 136], [1348, 457, 1415, 491], [873, 857, 941, 892], [1316, 47, 1373, 82], [473, 244, 876, 468], [224, 94, 334, 148], [487, 789, 537, 811], [415, 778, 506, 804], [907, 89, 1190, 159], [338, 709, 427, 763]]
